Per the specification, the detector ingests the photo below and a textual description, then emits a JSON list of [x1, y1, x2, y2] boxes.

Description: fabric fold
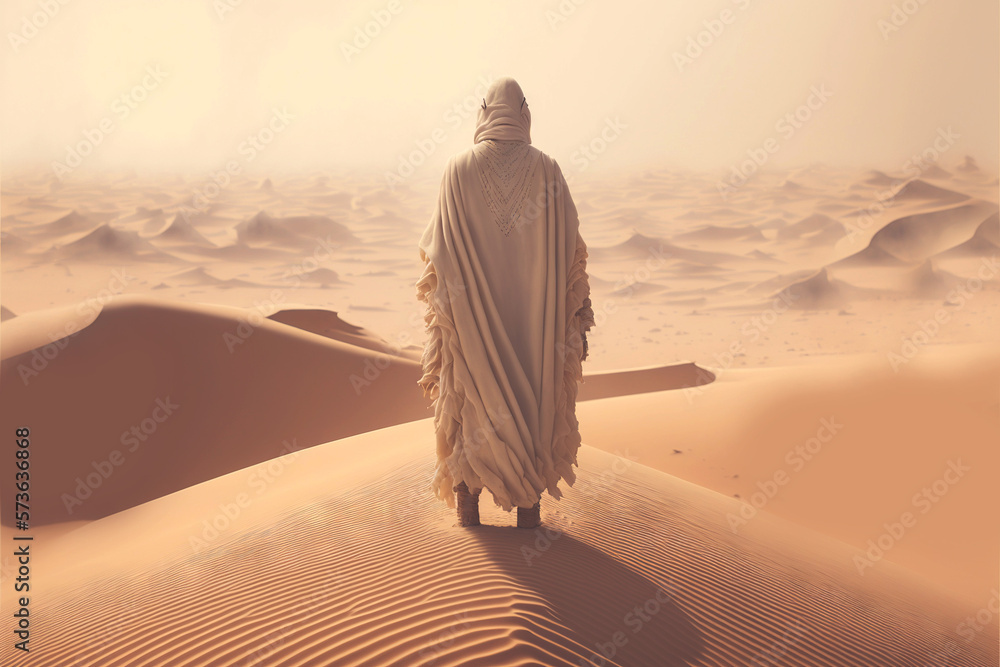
[[415, 76, 593, 512]]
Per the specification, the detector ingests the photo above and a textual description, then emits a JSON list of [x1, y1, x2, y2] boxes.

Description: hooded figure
[[415, 76, 595, 528]]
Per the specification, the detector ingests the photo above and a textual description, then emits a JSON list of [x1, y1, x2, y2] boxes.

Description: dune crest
[[5, 424, 994, 667]]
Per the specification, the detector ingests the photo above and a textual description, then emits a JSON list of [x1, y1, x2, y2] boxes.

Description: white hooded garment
[[415, 77, 595, 511]]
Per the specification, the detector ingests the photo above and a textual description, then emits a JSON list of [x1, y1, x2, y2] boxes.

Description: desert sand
[[1, 158, 998, 665]]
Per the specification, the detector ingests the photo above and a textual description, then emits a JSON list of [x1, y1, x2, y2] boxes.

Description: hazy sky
[[2, 0, 997, 177]]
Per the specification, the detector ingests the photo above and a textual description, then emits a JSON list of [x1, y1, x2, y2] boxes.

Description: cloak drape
[[415, 77, 595, 511]]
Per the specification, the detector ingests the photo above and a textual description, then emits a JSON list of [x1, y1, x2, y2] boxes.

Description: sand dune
[[904, 259, 966, 297], [0, 305, 16, 321], [269, 265, 345, 286], [937, 211, 1000, 257], [610, 280, 669, 299], [165, 266, 261, 289], [50, 223, 174, 262], [236, 211, 311, 247], [29, 209, 100, 237], [890, 178, 970, 204], [957, 156, 981, 174], [673, 224, 765, 243], [775, 213, 846, 246], [0, 229, 28, 255], [185, 240, 300, 262], [0, 296, 428, 525], [150, 214, 217, 247], [576, 344, 1000, 603], [117, 206, 166, 224], [590, 232, 748, 266], [832, 242, 910, 267], [773, 267, 850, 309], [4, 421, 994, 667], [665, 261, 728, 276], [2, 161, 998, 665], [675, 207, 744, 220], [859, 170, 898, 187], [0, 297, 700, 527], [268, 307, 413, 357], [746, 248, 782, 263], [921, 164, 953, 179], [834, 200, 999, 266], [577, 361, 714, 401], [236, 210, 359, 249]]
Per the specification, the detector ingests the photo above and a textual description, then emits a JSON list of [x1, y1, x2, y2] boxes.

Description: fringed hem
[[415, 248, 461, 509], [542, 231, 593, 497], [416, 233, 593, 511]]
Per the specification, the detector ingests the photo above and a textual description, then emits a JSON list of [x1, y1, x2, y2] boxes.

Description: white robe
[[415, 138, 595, 512]]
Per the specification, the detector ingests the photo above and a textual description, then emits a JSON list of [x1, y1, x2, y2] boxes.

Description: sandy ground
[[1, 158, 997, 665]]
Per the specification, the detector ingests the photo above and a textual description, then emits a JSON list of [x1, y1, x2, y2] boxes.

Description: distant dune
[[937, 211, 1000, 257], [772, 267, 850, 309], [1, 161, 997, 667], [890, 178, 969, 204], [51, 223, 174, 262], [673, 224, 765, 243], [268, 307, 411, 356], [235, 210, 359, 249], [834, 200, 998, 266], [164, 266, 261, 289], [151, 214, 216, 247], [590, 231, 749, 266], [775, 213, 846, 246]]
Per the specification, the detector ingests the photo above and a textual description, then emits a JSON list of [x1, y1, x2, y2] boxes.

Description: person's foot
[[517, 502, 540, 528], [455, 482, 480, 527]]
